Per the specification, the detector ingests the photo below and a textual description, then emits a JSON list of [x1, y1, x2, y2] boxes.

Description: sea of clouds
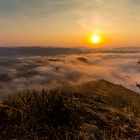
[[0, 47, 140, 98]]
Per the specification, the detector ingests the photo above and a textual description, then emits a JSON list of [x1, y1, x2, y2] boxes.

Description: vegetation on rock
[[0, 80, 140, 139]]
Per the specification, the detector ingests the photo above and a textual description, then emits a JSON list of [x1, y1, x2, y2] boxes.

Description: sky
[[0, 0, 140, 47]]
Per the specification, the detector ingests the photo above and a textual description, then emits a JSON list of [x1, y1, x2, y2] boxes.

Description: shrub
[[0, 89, 85, 139]]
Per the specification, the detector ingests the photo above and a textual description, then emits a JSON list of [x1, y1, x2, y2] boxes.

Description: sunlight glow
[[91, 35, 101, 44]]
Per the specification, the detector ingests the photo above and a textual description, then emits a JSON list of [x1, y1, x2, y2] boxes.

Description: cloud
[[0, 0, 81, 20], [0, 47, 140, 98], [1, 0, 139, 22]]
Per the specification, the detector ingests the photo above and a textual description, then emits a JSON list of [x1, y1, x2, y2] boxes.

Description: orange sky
[[0, 0, 140, 47]]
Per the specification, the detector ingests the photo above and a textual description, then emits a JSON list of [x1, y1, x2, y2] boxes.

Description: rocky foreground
[[0, 80, 140, 140]]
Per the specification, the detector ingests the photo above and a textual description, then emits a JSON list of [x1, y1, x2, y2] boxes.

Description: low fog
[[0, 47, 140, 98]]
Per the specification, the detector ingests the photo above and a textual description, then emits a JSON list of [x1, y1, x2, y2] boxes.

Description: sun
[[91, 35, 101, 44], [85, 33, 105, 46]]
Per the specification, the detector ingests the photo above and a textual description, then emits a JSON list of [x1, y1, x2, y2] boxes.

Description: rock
[[81, 123, 102, 140]]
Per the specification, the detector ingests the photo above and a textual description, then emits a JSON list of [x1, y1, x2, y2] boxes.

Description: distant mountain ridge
[[0, 47, 85, 57], [0, 46, 139, 57]]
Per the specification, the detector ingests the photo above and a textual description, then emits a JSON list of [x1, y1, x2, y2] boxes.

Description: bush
[[0, 89, 85, 139]]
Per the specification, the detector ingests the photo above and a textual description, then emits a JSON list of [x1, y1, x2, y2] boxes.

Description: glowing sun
[[91, 35, 101, 44]]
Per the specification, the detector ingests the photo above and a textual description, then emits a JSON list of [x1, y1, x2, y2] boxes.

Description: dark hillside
[[77, 80, 140, 117], [0, 80, 140, 139]]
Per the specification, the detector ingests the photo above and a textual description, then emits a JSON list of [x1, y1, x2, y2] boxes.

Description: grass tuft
[[0, 84, 140, 139]]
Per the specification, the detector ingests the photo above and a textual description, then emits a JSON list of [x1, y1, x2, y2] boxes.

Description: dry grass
[[0, 81, 140, 139]]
